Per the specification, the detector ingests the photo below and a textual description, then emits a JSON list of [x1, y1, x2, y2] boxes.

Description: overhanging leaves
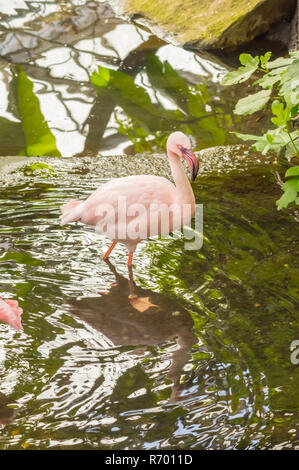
[[276, 176, 299, 210], [279, 59, 299, 106], [260, 52, 271, 69], [91, 58, 229, 148], [271, 100, 290, 127], [234, 89, 271, 115], [285, 166, 299, 178], [222, 53, 259, 86], [233, 128, 297, 155], [91, 64, 185, 132], [16, 66, 61, 157], [267, 57, 293, 69], [253, 73, 280, 89]]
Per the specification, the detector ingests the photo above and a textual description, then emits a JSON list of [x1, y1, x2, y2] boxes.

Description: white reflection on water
[[0, 0, 231, 158], [0, 0, 28, 16], [157, 44, 227, 82], [103, 24, 151, 60]]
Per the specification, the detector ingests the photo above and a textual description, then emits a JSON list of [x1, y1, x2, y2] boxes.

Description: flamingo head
[[167, 131, 199, 181]]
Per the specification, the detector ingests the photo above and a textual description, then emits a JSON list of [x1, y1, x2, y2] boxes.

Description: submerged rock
[[109, 0, 296, 50], [0, 144, 277, 186]]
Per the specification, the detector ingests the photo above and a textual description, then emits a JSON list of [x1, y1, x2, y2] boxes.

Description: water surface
[[0, 0, 298, 451], [0, 155, 298, 449]]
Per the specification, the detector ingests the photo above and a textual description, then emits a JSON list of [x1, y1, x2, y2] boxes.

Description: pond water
[[0, 154, 298, 450], [0, 0, 299, 451]]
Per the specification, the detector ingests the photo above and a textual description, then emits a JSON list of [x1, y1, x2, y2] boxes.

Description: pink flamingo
[[60, 131, 199, 269], [0, 296, 23, 330]]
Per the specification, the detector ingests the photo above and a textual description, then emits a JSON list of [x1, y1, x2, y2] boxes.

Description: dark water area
[[0, 0, 299, 451]]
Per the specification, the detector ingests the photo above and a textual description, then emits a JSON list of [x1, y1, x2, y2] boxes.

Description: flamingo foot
[[102, 240, 117, 260]]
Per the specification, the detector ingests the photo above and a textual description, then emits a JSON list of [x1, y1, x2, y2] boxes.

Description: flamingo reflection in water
[[66, 259, 197, 402]]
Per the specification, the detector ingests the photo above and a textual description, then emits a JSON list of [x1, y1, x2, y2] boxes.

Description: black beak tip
[[192, 164, 199, 181]]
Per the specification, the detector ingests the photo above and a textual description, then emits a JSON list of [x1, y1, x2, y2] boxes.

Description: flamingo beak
[[178, 145, 199, 181]]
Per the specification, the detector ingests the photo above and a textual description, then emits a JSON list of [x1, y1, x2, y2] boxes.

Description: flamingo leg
[[102, 240, 117, 260], [128, 251, 134, 268], [128, 263, 136, 298]]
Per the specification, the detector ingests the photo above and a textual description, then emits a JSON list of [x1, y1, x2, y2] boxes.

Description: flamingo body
[[60, 132, 199, 261]]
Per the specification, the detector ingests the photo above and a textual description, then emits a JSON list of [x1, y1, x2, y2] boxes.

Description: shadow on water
[[0, 0, 299, 451]]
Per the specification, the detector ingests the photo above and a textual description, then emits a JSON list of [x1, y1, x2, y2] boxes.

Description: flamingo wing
[[82, 176, 175, 222]]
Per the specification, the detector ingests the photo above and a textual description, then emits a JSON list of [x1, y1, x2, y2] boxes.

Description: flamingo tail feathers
[[60, 199, 83, 225]]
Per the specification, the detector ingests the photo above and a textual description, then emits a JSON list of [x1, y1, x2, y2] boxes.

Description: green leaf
[[222, 53, 259, 86], [283, 89, 299, 108], [232, 132, 260, 141], [253, 73, 280, 89], [22, 162, 54, 176], [289, 130, 299, 141], [266, 66, 289, 76], [285, 166, 299, 177], [233, 89, 271, 115], [276, 176, 299, 210], [90, 67, 110, 88], [260, 51, 272, 69], [279, 59, 299, 104], [232, 132, 265, 147], [267, 57, 293, 69], [199, 84, 210, 104], [271, 100, 290, 127], [16, 66, 61, 157], [233, 128, 293, 154], [284, 137, 299, 159]]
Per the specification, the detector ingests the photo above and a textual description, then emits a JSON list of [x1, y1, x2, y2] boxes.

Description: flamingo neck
[[167, 149, 195, 206]]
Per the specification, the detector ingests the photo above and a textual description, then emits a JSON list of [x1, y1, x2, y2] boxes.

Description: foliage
[[22, 162, 55, 177], [276, 167, 299, 210], [90, 54, 230, 152], [0, 67, 60, 157], [16, 67, 61, 157], [222, 51, 299, 210], [221, 53, 260, 85]]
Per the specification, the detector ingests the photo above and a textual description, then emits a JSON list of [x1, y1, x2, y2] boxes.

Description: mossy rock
[[0, 145, 278, 186], [111, 0, 296, 50]]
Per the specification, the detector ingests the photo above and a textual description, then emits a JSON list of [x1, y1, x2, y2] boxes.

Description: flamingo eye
[[177, 144, 188, 154]]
